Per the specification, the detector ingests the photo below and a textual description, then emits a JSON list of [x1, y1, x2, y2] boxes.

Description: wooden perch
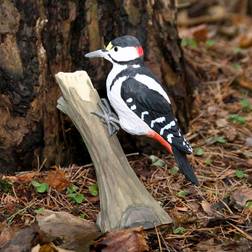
[[55, 71, 172, 232]]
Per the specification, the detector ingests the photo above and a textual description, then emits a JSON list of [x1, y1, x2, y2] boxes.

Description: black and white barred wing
[[121, 77, 192, 154]]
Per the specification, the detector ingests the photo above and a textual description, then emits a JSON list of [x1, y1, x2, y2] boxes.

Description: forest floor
[[1, 12, 252, 252]]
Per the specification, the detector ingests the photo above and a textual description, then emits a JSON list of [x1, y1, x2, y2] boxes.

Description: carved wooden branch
[[55, 71, 172, 232]]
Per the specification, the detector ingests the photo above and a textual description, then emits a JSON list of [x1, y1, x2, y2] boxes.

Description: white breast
[[106, 65, 151, 135]]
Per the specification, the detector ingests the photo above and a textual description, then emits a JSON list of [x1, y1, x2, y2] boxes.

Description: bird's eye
[[114, 47, 118, 52]]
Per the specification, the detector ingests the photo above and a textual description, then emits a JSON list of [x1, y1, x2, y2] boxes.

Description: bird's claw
[[91, 98, 120, 136]]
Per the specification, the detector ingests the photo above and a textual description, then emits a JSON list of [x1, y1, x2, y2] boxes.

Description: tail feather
[[172, 147, 199, 186]]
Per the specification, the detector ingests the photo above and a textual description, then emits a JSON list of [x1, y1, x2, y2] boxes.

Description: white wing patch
[[134, 74, 171, 104], [141, 111, 149, 120], [150, 117, 165, 128], [126, 97, 133, 103], [167, 134, 174, 143], [160, 120, 176, 135], [130, 105, 136, 110]]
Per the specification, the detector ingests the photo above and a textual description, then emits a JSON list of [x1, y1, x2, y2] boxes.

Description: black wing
[[121, 77, 192, 154]]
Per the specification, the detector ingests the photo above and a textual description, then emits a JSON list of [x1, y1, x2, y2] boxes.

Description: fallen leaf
[[238, 75, 252, 90], [31, 244, 74, 252], [4, 171, 39, 183], [92, 227, 149, 252], [223, 127, 237, 142], [192, 24, 208, 42], [201, 201, 215, 216], [36, 210, 100, 251], [239, 33, 252, 48], [231, 187, 252, 207], [176, 206, 188, 212], [247, 159, 252, 166], [218, 110, 229, 117], [38, 243, 58, 252], [207, 105, 218, 115], [216, 118, 228, 128], [245, 137, 252, 147], [0, 224, 17, 248], [244, 151, 252, 158], [187, 202, 200, 212], [1, 225, 38, 252], [44, 167, 69, 191]]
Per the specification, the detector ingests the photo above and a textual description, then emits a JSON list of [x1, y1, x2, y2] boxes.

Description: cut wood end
[[55, 71, 95, 101]]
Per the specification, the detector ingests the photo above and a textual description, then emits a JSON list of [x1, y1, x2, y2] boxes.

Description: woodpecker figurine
[[85, 35, 199, 186]]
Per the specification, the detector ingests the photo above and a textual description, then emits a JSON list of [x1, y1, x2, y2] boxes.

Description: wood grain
[[55, 71, 172, 232]]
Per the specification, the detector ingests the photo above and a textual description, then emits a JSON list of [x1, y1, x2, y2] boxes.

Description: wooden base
[[55, 71, 172, 232]]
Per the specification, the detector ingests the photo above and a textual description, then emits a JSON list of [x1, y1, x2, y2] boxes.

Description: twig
[[7, 201, 36, 225], [159, 229, 172, 252], [228, 222, 252, 241], [155, 226, 163, 252]]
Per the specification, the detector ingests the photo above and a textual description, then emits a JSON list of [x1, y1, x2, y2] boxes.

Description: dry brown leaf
[[187, 202, 200, 212], [0, 224, 17, 248], [201, 201, 214, 216], [192, 24, 208, 42], [231, 187, 252, 207], [31, 244, 74, 252], [245, 137, 252, 147], [238, 76, 252, 91], [0, 225, 38, 252], [207, 105, 218, 115], [92, 227, 149, 252], [239, 33, 252, 48], [247, 159, 252, 166], [176, 206, 188, 212], [223, 127, 237, 142], [38, 243, 58, 252], [43, 167, 69, 191], [4, 171, 39, 183], [36, 210, 100, 252], [216, 118, 228, 128]]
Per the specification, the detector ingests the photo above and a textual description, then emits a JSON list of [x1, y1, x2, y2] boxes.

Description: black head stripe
[[108, 54, 143, 65], [111, 35, 141, 48]]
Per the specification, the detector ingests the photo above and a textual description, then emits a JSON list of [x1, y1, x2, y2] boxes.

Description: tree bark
[[0, 0, 198, 172], [55, 71, 172, 231]]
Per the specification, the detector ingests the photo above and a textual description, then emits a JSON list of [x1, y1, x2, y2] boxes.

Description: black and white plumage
[[85, 35, 199, 185]]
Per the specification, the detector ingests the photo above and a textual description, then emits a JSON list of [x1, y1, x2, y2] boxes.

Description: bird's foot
[[92, 98, 120, 136]]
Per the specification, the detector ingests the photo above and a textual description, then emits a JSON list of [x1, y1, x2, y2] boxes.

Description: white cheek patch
[[109, 47, 139, 62]]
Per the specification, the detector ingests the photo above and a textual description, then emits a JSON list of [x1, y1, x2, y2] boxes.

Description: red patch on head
[[136, 46, 144, 56]]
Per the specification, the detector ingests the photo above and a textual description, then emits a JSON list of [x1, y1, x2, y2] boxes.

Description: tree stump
[[0, 0, 198, 172], [55, 71, 172, 232]]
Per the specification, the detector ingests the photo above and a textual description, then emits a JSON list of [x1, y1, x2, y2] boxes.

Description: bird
[[85, 35, 199, 186]]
